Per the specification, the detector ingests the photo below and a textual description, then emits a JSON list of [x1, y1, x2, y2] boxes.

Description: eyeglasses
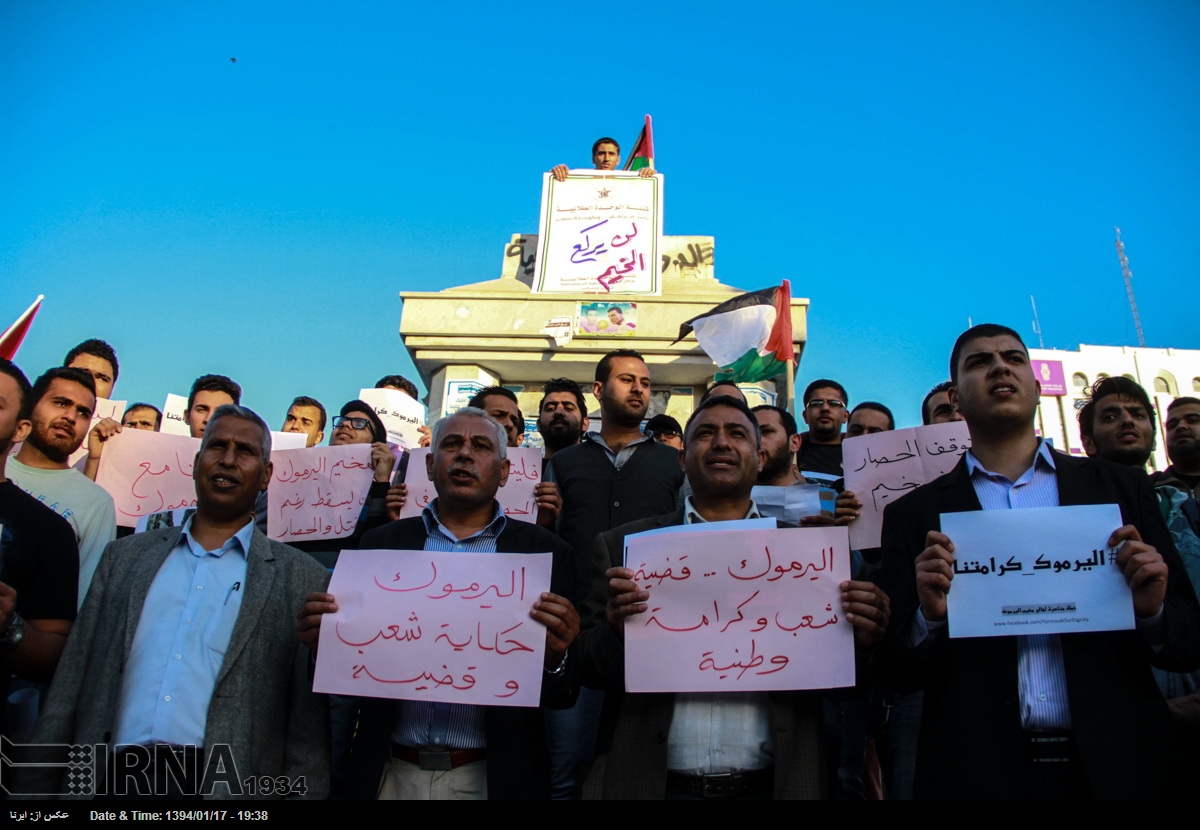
[[332, 416, 371, 430], [806, 399, 846, 410]]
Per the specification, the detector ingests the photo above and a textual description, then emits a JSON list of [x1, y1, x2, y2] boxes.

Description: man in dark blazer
[[580, 395, 890, 799], [299, 407, 580, 800], [23, 405, 330, 799], [879, 324, 1200, 799]]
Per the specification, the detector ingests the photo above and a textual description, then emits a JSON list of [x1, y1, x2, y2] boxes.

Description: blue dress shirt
[[113, 516, 254, 747], [390, 500, 507, 750]]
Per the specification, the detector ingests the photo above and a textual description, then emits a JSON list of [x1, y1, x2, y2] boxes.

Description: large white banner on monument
[[534, 171, 662, 295]]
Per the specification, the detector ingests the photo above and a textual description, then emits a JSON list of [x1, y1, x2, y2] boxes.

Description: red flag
[[623, 114, 655, 171], [763, 279, 795, 363], [0, 295, 44, 360]]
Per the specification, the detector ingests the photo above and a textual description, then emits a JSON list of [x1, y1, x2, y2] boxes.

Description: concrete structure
[[1030, 343, 1200, 472], [398, 234, 810, 442]]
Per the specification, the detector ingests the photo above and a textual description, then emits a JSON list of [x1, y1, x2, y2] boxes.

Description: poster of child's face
[[576, 302, 637, 336]]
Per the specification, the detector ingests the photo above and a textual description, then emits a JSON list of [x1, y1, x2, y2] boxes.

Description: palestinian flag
[[0, 294, 44, 360], [623, 114, 654, 172], [673, 282, 795, 383]]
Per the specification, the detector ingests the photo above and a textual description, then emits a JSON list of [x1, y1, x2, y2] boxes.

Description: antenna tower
[[1113, 226, 1146, 347]]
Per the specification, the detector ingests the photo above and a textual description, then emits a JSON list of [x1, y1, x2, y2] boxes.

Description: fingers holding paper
[[915, 531, 955, 623]]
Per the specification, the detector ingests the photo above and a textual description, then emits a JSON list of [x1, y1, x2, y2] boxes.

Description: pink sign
[[314, 549, 552, 706], [95, 430, 201, 527], [268, 445, 375, 543], [1032, 359, 1067, 396], [399, 447, 542, 521], [68, 397, 126, 469], [623, 526, 855, 693], [842, 421, 973, 550]]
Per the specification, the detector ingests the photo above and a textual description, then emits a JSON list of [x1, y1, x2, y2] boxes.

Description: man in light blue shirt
[[27, 405, 330, 800], [298, 407, 579, 800]]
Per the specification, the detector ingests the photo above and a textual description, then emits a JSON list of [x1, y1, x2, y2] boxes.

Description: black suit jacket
[[579, 509, 826, 800], [878, 452, 1200, 799], [342, 515, 579, 800]]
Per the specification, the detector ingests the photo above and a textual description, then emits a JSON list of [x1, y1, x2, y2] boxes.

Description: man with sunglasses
[[797, 379, 850, 486], [330, 400, 398, 486]]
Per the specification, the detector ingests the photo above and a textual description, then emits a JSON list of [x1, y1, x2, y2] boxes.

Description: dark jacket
[[550, 436, 684, 603], [878, 453, 1200, 799], [342, 516, 579, 800], [579, 509, 826, 800]]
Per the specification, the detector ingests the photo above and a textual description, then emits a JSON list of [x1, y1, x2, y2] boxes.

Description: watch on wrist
[[1, 612, 25, 647]]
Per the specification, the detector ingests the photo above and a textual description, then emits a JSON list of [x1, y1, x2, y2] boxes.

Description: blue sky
[[4, 0, 1197, 429]]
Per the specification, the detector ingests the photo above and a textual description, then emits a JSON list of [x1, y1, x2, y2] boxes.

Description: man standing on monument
[[550, 137, 656, 181]]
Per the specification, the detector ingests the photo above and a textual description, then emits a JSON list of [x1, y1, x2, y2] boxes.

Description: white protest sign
[[942, 504, 1133, 638], [751, 484, 825, 524], [399, 447, 542, 521], [623, 525, 855, 693], [268, 444, 375, 543], [270, 431, 309, 451], [534, 171, 663, 295], [358, 388, 426, 450], [95, 430, 201, 527], [67, 397, 126, 469], [842, 421, 973, 550], [314, 549, 552, 706], [160, 393, 191, 436]]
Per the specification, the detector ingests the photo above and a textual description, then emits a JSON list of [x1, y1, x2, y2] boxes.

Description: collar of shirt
[[584, 430, 650, 469], [178, 514, 254, 559], [964, 438, 1057, 483], [683, 497, 762, 524], [422, 498, 507, 545]]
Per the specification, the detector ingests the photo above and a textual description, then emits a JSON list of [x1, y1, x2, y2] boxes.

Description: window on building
[[1193, 377, 1200, 393], [1072, 372, 1088, 388], [1153, 371, 1177, 396]]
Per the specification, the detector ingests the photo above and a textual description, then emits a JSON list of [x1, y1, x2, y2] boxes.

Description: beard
[[26, 418, 80, 464], [806, 417, 842, 442], [605, 399, 646, 429], [758, 444, 794, 484], [1167, 438, 1200, 469], [1101, 444, 1153, 468], [538, 418, 581, 453]]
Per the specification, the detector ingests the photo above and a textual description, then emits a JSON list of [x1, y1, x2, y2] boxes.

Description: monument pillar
[[398, 232, 810, 441]]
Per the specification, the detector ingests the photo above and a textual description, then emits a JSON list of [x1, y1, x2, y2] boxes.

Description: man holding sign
[[879, 323, 1200, 799], [550, 136, 656, 182], [581, 395, 890, 799], [298, 407, 580, 800], [27, 405, 330, 799]]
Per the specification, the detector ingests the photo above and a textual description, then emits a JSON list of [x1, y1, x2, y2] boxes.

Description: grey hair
[[201, 404, 272, 458], [431, 406, 508, 458]]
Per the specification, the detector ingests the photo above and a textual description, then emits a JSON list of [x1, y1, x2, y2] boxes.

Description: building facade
[[1030, 344, 1200, 472]]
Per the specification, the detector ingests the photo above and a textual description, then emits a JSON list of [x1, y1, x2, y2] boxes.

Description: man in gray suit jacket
[[580, 395, 890, 799], [22, 405, 329, 800]]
